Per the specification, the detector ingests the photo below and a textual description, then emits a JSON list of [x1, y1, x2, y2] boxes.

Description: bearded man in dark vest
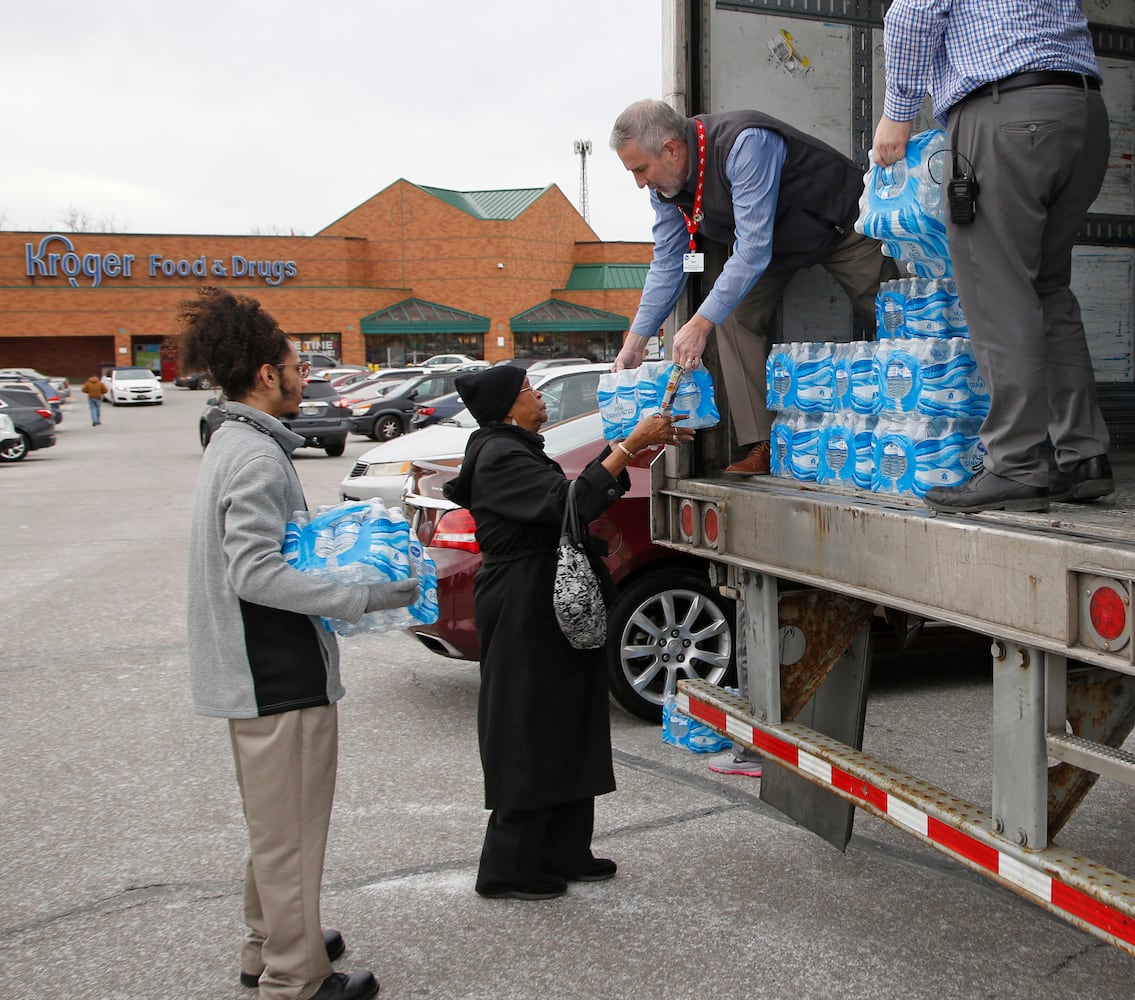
[[610, 98, 898, 475]]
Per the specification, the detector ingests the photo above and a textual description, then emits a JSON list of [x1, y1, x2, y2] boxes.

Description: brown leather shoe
[[724, 441, 771, 476]]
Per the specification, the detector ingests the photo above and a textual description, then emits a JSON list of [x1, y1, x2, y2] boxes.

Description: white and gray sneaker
[[707, 749, 762, 777]]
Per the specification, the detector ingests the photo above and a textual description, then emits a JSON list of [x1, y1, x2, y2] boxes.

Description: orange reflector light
[[703, 506, 719, 545], [1090, 585, 1127, 642], [679, 500, 695, 541]]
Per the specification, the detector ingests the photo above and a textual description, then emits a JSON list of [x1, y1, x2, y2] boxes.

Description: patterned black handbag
[[552, 480, 607, 650]]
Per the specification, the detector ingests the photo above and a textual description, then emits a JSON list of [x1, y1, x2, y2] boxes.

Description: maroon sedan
[[402, 411, 736, 722]]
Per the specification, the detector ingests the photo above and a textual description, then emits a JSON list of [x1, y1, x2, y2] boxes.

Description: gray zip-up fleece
[[187, 402, 369, 718]]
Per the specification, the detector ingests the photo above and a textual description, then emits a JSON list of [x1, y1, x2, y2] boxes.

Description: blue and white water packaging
[[912, 417, 984, 496], [793, 342, 835, 414], [775, 412, 821, 481], [847, 342, 881, 415], [770, 414, 794, 478], [856, 129, 951, 278], [766, 345, 797, 412], [598, 363, 720, 438], [871, 415, 920, 495], [916, 337, 989, 419], [661, 694, 732, 753], [284, 498, 440, 636], [817, 413, 857, 485], [851, 414, 878, 490], [597, 369, 640, 440], [877, 339, 926, 414]]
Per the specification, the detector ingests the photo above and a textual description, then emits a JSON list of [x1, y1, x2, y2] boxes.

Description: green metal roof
[[360, 298, 490, 335], [510, 299, 628, 334], [416, 184, 551, 221], [563, 263, 649, 291]]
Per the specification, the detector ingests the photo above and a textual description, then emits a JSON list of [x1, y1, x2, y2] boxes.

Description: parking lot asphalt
[[2, 386, 1134, 999]]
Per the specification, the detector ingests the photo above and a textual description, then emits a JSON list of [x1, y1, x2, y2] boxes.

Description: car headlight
[[352, 404, 374, 415], [360, 460, 413, 477]]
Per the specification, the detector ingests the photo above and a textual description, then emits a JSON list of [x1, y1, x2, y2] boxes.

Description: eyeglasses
[[519, 384, 538, 395], [275, 361, 312, 378]]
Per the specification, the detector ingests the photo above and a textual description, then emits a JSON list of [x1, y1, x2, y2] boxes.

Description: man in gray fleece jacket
[[183, 286, 414, 1000]]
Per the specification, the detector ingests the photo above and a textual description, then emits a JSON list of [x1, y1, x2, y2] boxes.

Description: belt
[[967, 71, 1101, 101]]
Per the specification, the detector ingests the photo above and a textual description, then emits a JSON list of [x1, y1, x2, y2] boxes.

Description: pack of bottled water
[[876, 338, 989, 419], [871, 415, 984, 497], [876, 277, 968, 340], [770, 412, 822, 481], [817, 412, 876, 489], [856, 129, 951, 278], [283, 498, 440, 636], [597, 362, 720, 440], [661, 693, 732, 753]]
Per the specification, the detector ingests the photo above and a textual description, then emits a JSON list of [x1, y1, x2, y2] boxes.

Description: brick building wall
[[0, 182, 650, 379]]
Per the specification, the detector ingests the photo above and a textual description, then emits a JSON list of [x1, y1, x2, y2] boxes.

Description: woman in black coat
[[444, 364, 692, 900]]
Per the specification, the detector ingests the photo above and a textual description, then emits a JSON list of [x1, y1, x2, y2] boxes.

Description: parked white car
[[0, 412, 19, 453], [339, 362, 609, 507], [419, 354, 486, 372], [105, 367, 164, 405]]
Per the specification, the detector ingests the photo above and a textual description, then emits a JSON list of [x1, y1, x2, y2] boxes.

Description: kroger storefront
[[0, 181, 650, 380]]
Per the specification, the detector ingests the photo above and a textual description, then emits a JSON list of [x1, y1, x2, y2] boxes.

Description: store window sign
[[24, 234, 298, 288]]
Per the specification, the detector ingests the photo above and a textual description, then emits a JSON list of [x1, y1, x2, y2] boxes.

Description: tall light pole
[[573, 139, 592, 223]]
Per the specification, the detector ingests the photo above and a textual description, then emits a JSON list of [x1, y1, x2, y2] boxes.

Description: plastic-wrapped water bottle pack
[[597, 361, 720, 441], [876, 277, 968, 340], [283, 498, 440, 636], [855, 129, 951, 278]]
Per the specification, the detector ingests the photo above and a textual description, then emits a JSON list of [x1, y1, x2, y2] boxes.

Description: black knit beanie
[[454, 365, 526, 426]]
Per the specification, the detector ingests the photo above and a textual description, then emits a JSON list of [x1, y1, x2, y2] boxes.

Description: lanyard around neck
[[676, 119, 707, 253]]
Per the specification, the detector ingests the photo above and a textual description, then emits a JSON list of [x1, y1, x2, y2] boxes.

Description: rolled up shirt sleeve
[[883, 0, 949, 121]]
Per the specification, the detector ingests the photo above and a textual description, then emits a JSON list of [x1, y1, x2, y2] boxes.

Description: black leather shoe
[[475, 872, 568, 900], [240, 928, 347, 988], [924, 468, 1048, 514], [310, 971, 379, 1000], [549, 857, 618, 882], [1050, 454, 1114, 502]]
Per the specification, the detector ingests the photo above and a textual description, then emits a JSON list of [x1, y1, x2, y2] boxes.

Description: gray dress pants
[[946, 80, 1111, 485]]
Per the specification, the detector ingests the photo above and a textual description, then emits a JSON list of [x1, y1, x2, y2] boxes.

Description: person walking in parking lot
[[81, 373, 107, 425], [182, 285, 417, 1000]]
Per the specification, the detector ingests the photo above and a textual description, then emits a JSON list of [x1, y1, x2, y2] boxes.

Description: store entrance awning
[[510, 299, 628, 333], [360, 298, 490, 335]]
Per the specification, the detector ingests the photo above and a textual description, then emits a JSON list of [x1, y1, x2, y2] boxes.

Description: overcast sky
[[1, 0, 663, 242]]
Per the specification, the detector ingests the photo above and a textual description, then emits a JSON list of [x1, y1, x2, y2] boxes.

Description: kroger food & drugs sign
[[24, 234, 298, 288]]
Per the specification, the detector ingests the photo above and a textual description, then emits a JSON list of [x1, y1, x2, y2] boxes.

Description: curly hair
[[178, 286, 290, 400]]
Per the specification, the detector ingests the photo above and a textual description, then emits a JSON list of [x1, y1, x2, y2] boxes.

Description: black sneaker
[[1050, 454, 1114, 502], [924, 469, 1048, 514]]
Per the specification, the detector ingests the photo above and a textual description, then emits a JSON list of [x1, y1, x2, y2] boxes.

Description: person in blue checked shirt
[[873, 0, 1114, 514], [610, 99, 899, 476]]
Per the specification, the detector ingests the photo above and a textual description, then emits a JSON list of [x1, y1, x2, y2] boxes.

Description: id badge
[[682, 252, 705, 273]]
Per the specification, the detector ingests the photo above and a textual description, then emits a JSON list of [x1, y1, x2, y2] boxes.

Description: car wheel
[[605, 566, 735, 723], [324, 438, 346, 457], [199, 422, 212, 449], [373, 415, 403, 441], [197, 376, 212, 390], [0, 432, 30, 463]]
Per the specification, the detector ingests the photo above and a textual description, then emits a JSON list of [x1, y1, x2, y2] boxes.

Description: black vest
[[659, 110, 864, 272]]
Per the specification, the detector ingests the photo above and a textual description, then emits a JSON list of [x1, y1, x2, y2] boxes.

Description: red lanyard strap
[[677, 119, 706, 253]]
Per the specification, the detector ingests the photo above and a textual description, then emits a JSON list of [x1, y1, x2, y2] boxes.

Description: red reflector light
[[703, 506, 719, 545], [418, 406, 436, 416], [1090, 586, 1127, 642], [36, 408, 53, 419], [433, 508, 480, 552], [679, 501, 695, 540]]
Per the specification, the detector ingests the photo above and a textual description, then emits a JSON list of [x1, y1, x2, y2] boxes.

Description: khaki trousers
[[716, 230, 899, 447], [230, 704, 338, 1000]]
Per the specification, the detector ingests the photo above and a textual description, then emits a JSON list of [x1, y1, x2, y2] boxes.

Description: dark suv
[[199, 378, 350, 456], [0, 387, 57, 462], [347, 371, 462, 441]]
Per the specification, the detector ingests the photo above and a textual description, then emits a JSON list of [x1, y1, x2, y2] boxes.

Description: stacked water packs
[[283, 498, 439, 636], [597, 361, 720, 440], [855, 128, 951, 278], [767, 289, 988, 498]]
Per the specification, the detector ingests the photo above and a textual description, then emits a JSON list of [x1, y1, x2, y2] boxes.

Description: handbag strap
[[560, 480, 585, 548]]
